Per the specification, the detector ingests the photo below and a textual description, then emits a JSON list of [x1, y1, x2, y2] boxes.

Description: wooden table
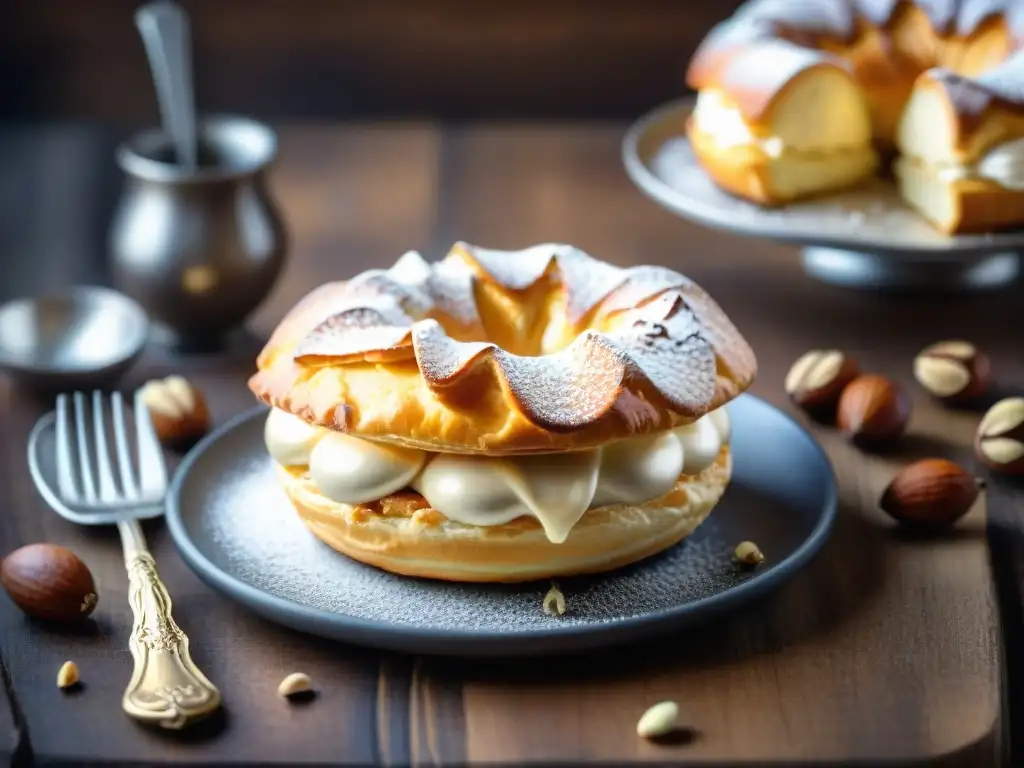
[[2, 121, 1023, 766]]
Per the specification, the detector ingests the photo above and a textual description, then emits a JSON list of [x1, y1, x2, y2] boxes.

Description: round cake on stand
[[623, 100, 1022, 292]]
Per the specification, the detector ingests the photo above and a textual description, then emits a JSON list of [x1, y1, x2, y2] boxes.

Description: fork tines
[[55, 390, 167, 511]]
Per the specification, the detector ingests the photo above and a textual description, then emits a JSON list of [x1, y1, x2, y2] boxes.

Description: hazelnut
[[277, 672, 315, 700], [975, 397, 1024, 475], [784, 349, 860, 416], [733, 540, 764, 567], [0, 544, 97, 623], [139, 375, 212, 449], [913, 340, 990, 405], [880, 458, 983, 529], [57, 661, 80, 690], [836, 375, 911, 449]]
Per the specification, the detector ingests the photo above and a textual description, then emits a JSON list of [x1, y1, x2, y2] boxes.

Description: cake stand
[[622, 99, 1023, 291]]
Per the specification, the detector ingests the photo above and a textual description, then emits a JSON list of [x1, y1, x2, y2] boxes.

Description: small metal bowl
[[0, 286, 149, 392]]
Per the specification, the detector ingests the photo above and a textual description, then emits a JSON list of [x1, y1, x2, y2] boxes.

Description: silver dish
[[622, 99, 1024, 291], [0, 286, 149, 392]]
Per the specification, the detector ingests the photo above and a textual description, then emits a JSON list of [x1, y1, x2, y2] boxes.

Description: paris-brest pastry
[[686, 0, 1024, 233], [249, 244, 757, 583]]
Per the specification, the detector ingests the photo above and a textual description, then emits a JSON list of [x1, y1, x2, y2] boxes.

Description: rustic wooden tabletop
[[1, 121, 1023, 766]]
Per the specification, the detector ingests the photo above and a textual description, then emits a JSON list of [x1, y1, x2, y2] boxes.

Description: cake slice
[[895, 55, 1024, 234], [687, 38, 878, 205]]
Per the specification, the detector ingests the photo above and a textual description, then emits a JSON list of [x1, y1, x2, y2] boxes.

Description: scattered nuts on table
[[542, 584, 566, 617], [57, 661, 79, 690], [836, 374, 911, 449], [880, 458, 983, 529], [975, 397, 1024, 475], [733, 541, 764, 568], [636, 700, 680, 739], [278, 672, 315, 700], [138, 375, 212, 449], [784, 349, 860, 416], [913, 340, 991, 405], [0, 543, 98, 623]]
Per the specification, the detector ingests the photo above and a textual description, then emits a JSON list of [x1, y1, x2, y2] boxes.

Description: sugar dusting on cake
[[293, 244, 743, 428]]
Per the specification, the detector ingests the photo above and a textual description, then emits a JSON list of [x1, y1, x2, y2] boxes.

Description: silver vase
[[109, 115, 288, 351]]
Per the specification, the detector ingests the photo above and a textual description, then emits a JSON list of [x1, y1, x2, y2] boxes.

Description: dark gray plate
[[165, 395, 837, 657]]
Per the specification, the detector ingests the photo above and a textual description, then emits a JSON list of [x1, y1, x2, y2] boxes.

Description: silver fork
[[53, 390, 220, 729]]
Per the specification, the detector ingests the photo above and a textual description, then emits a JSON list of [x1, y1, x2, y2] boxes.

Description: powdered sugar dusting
[[293, 244, 738, 429], [609, 293, 718, 413], [295, 307, 412, 362], [411, 321, 492, 382]]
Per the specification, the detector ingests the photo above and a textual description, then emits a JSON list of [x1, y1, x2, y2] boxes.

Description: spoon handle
[[135, 1, 197, 170]]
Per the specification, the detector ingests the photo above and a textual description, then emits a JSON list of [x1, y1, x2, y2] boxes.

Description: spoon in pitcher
[[135, 0, 198, 170]]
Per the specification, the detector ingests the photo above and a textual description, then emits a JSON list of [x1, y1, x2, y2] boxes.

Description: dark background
[[0, 0, 743, 123], [0, 1, 744, 303]]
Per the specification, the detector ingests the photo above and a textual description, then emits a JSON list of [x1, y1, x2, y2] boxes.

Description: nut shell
[[975, 397, 1024, 475], [0, 544, 98, 622], [784, 349, 859, 415], [880, 458, 982, 529], [836, 375, 911, 449], [139, 375, 212, 449], [913, 340, 990, 405]]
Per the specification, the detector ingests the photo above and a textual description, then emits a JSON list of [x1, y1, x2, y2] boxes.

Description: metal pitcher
[[109, 115, 287, 350]]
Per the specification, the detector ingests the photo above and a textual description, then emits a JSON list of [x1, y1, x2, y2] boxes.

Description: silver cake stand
[[622, 99, 1023, 291]]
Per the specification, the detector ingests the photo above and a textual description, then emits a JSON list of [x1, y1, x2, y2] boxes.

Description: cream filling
[[927, 138, 1024, 190], [692, 90, 786, 157], [264, 406, 731, 544]]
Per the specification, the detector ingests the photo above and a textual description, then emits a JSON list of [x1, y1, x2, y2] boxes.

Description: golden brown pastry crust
[[249, 245, 756, 455], [686, 122, 779, 205], [276, 446, 732, 583], [687, 3, 1024, 144]]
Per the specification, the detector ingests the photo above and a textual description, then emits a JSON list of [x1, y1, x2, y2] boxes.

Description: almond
[[975, 397, 1024, 475], [0, 544, 98, 623], [880, 458, 983, 529], [836, 375, 911, 449], [913, 340, 990, 405], [784, 350, 859, 416]]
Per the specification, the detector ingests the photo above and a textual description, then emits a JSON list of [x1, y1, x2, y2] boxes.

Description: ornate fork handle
[[121, 522, 221, 729]]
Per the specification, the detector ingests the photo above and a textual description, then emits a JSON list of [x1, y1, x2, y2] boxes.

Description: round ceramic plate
[[622, 99, 1024, 257], [164, 396, 837, 657]]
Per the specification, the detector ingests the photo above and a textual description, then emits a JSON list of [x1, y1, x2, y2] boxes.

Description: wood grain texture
[[2, 0, 743, 121], [1, 120, 1022, 765]]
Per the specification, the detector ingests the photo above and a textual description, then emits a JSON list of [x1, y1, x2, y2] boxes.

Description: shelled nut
[[913, 340, 990, 405], [784, 350, 859, 417], [138, 375, 212, 449], [975, 397, 1024, 475]]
